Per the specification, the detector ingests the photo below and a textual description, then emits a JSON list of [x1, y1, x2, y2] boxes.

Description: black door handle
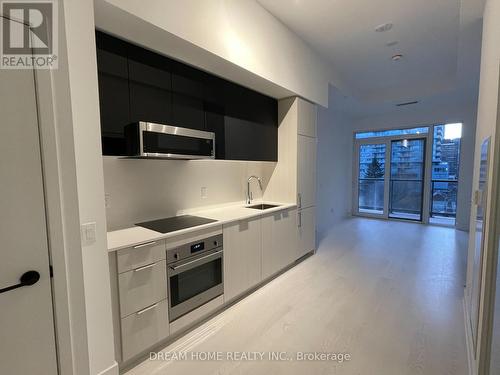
[[0, 271, 40, 295]]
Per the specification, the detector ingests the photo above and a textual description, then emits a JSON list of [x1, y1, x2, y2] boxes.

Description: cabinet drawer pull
[[134, 263, 156, 272], [298, 211, 302, 228], [136, 303, 158, 316], [298, 193, 302, 208], [133, 241, 157, 249]]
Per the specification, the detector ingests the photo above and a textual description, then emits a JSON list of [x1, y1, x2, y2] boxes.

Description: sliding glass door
[[389, 138, 426, 221], [354, 127, 430, 222], [354, 124, 463, 225], [429, 123, 462, 226], [357, 143, 387, 215]]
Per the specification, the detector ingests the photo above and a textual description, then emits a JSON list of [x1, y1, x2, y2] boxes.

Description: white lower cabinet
[[223, 217, 262, 302], [297, 206, 315, 258], [224, 208, 299, 300], [121, 299, 169, 361], [109, 240, 170, 363], [261, 208, 298, 279], [118, 260, 167, 318], [110, 206, 311, 365]]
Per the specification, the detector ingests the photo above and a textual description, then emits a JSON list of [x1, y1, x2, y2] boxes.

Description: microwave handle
[[169, 250, 223, 275]]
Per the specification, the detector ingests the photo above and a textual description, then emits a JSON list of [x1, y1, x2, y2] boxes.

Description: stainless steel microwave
[[125, 122, 215, 159]]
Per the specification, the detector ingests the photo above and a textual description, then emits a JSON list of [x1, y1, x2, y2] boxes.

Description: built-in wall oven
[[166, 234, 223, 322]]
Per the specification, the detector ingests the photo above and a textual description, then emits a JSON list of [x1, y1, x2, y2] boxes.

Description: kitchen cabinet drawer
[[223, 218, 262, 302], [297, 207, 316, 259], [121, 299, 169, 361], [117, 241, 165, 274], [118, 260, 167, 318]]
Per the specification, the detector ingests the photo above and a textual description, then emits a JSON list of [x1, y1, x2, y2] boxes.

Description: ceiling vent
[[375, 23, 393, 32], [396, 101, 419, 107]]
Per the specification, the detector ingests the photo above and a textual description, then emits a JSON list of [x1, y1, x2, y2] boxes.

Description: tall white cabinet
[[297, 135, 316, 209], [296, 99, 317, 258], [263, 96, 318, 258]]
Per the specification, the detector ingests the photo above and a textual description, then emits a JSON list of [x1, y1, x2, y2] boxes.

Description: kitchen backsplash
[[102, 156, 276, 230]]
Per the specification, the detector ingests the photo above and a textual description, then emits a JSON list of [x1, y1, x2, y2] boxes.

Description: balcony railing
[[430, 180, 458, 218], [358, 178, 384, 213], [358, 178, 459, 220], [389, 179, 423, 217]]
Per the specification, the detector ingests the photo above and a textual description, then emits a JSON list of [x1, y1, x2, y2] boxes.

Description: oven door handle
[[169, 250, 223, 273]]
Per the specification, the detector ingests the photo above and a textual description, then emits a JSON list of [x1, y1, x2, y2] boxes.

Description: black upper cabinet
[[224, 116, 277, 161], [205, 105, 226, 159], [128, 46, 172, 125], [203, 74, 226, 107], [96, 32, 129, 155], [204, 75, 228, 159], [96, 31, 278, 161], [224, 81, 276, 127], [171, 64, 205, 130], [171, 94, 205, 131], [222, 81, 278, 161]]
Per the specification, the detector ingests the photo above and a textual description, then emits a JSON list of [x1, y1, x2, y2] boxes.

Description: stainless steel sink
[[246, 203, 280, 210]]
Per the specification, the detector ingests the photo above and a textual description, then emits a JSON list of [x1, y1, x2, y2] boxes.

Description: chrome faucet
[[246, 175, 263, 204]]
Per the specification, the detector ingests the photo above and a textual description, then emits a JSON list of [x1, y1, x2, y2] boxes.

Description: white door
[[0, 24, 59, 374], [354, 140, 389, 218], [354, 135, 428, 222], [469, 137, 491, 354]]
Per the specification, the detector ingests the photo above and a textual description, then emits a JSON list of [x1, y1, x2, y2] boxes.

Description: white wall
[[56, 0, 117, 373], [103, 158, 276, 230], [465, 0, 500, 371], [94, 0, 332, 106], [316, 87, 354, 237]]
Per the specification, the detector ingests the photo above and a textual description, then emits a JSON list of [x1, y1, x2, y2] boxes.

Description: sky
[[444, 123, 462, 139]]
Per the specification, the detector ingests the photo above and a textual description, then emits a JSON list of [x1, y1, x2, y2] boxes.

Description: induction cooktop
[[135, 215, 217, 234]]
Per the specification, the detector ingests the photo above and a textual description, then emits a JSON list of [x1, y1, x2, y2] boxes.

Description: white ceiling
[[258, 0, 485, 110]]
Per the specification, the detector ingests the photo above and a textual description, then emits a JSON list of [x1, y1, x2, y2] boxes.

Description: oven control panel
[[166, 233, 223, 263]]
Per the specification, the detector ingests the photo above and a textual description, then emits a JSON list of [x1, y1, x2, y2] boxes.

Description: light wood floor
[[126, 217, 469, 375]]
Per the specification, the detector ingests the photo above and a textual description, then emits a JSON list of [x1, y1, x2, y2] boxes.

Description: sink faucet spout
[[246, 175, 263, 204]]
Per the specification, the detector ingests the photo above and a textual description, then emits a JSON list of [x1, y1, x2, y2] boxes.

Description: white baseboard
[[97, 361, 119, 375], [463, 297, 476, 375]]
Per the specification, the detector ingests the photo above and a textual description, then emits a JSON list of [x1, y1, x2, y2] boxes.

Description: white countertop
[[107, 201, 296, 252]]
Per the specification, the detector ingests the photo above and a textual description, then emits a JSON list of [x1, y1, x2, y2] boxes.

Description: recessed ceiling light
[[391, 54, 403, 61], [386, 41, 399, 47], [375, 23, 393, 32]]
